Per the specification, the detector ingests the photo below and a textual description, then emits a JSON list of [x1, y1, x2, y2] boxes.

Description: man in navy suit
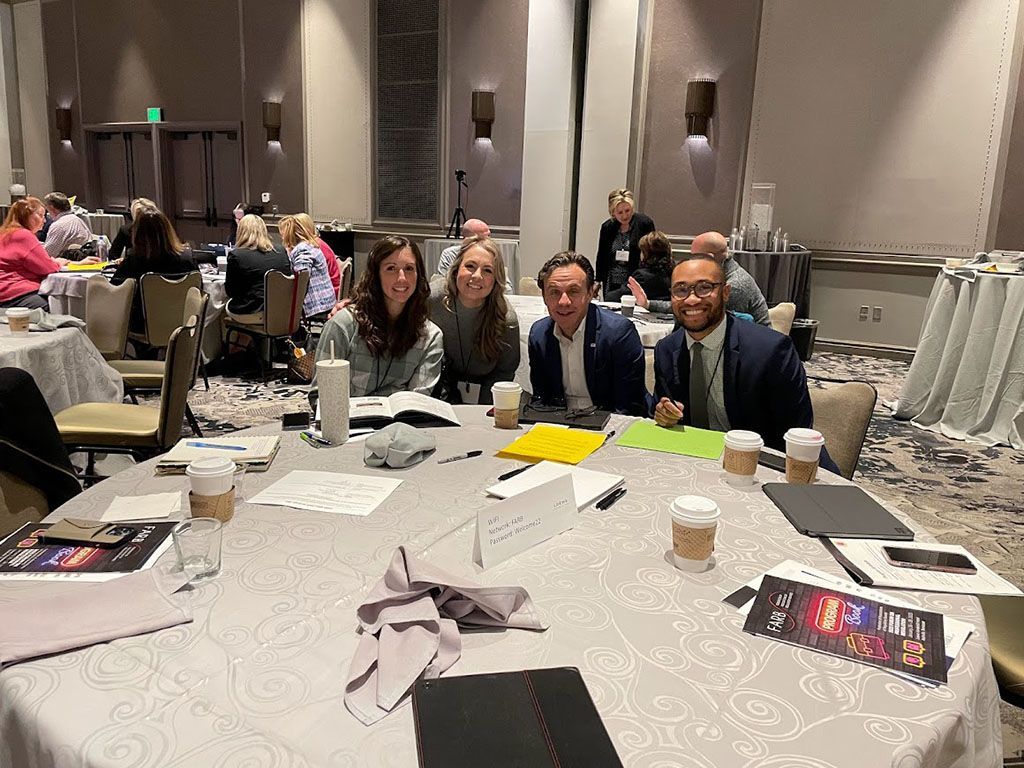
[[528, 252, 647, 416], [653, 255, 840, 474]]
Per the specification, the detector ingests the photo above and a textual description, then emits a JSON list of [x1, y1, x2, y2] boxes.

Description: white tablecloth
[[0, 410, 1000, 767], [82, 213, 126, 241], [895, 270, 1024, 447], [38, 271, 228, 362], [0, 324, 123, 412]]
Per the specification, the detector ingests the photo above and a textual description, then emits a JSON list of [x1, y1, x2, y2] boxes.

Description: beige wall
[[638, 0, 761, 236], [446, 0, 528, 229]]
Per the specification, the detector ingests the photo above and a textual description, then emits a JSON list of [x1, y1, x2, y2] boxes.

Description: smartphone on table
[[882, 546, 977, 575]]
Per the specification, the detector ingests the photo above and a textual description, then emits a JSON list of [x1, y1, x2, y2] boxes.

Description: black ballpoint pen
[[497, 465, 531, 481], [597, 488, 627, 510]]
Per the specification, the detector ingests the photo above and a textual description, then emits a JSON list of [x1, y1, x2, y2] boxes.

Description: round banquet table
[[0, 323, 122, 412], [0, 409, 1001, 767]]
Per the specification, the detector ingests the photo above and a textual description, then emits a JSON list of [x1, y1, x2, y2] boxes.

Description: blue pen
[[186, 441, 247, 451]]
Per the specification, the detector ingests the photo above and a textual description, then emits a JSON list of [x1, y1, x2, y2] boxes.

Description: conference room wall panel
[[638, 0, 761, 237], [39, 0, 82, 197], [995, 53, 1024, 251], [445, 0, 528, 229]]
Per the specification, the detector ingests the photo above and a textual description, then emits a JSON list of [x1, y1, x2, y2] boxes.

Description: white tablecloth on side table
[[0, 410, 1001, 767], [0, 324, 122, 412], [895, 270, 1024, 448]]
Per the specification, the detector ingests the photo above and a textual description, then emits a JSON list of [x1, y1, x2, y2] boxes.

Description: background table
[[81, 213, 126, 241], [506, 296, 675, 390], [732, 249, 813, 317], [895, 270, 1024, 448], [0, 410, 1001, 767], [0, 323, 122, 412]]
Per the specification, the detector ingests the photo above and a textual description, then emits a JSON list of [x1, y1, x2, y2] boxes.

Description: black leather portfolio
[[762, 483, 915, 540], [411, 667, 623, 768]]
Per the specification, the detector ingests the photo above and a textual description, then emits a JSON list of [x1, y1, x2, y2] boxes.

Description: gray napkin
[[364, 423, 436, 468], [344, 545, 547, 725], [0, 566, 192, 668], [0, 308, 86, 331]]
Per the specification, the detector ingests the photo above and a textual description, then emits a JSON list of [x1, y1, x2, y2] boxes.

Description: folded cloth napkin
[[364, 423, 436, 468], [0, 308, 86, 331], [344, 546, 547, 725], [0, 566, 192, 668]]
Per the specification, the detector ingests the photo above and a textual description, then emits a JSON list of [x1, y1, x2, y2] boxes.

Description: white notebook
[[156, 436, 281, 472], [486, 461, 624, 511]]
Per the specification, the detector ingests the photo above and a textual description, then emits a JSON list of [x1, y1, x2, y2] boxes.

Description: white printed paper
[[247, 471, 402, 516], [477, 474, 577, 569]]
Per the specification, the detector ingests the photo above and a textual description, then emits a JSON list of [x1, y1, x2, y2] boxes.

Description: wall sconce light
[[472, 90, 495, 140], [55, 107, 73, 142], [685, 79, 716, 138], [262, 101, 282, 143]]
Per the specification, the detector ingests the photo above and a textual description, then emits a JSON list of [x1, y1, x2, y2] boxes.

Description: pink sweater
[[0, 228, 61, 302]]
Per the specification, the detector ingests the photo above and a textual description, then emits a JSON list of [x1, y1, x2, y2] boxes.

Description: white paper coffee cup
[[491, 381, 523, 412], [722, 430, 763, 486], [784, 427, 824, 484], [6, 307, 31, 334], [670, 495, 721, 572], [186, 457, 236, 496], [620, 295, 636, 317]]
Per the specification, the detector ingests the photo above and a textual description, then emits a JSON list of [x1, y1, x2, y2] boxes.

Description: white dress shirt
[[685, 317, 730, 431], [555, 314, 593, 410]]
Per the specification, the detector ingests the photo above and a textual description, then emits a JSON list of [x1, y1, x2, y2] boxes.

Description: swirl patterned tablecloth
[[0, 324, 123, 412], [0, 410, 1001, 767]]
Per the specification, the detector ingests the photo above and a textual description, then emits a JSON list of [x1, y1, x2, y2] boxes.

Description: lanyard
[[369, 352, 394, 396]]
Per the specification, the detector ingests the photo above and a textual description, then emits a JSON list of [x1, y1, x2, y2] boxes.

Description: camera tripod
[[446, 169, 468, 238]]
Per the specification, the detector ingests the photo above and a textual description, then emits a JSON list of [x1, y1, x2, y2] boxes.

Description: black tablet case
[[762, 483, 915, 540], [411, 667, 623, 768]]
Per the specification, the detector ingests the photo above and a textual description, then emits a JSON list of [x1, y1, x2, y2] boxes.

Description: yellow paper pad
[[616, 420, 725, 459], [64, 261, 109, 272], [497, 424, 607, 465]]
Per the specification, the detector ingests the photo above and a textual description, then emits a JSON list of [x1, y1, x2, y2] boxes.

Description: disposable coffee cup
[[670, 495, 721, 572], [491, 382, 522, 429], [186, 457, 236, 496], [722, 430, 763, 486], [784, 427, 825, 484], [620, 295, 636, 318], [6, 307, 31, 334]]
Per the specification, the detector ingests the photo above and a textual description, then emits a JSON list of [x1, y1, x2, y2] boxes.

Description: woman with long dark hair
[[313, 235, 442, 397], [429, 235, 519, 404]]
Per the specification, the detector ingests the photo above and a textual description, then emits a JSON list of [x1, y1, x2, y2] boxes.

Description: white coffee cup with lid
[[669, 495, 721, 572], [722, 430, 763, 486], [620, 295, 636, 318], [783, 427, 825, 484], [185, 457, 236, 497], [6, 307, 31, 334]]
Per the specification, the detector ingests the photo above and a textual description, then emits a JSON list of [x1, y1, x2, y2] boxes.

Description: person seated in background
[[42, 192, 92, 259], [652, 255, 839, 473], [278, 214, 337, 322], [228, 202, 264, 245], [629, 230, 770, 325], [294, 213, 341, 297], [595, 187, 656, 297], [528, 251, 647, 416], [108, 197, 158, 262], [0, 197, 89, 310], [110, 209, 198, 333], [312, 235, 443, 400], [605, 230, 673, 304], [224, 214, 291, 324], [429, 236, 519, 404]]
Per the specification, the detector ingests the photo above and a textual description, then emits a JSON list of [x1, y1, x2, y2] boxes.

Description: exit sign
[[146, 107, 163, 122]]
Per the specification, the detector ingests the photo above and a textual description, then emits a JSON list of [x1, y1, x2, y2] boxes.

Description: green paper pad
[[617, 420, 726, 459]]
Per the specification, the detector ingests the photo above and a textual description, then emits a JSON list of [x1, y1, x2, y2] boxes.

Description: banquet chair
[[337, 257, 353, 299], [55, 316, 199, 479], [109, 288, 209, 436], [768, 302, 796, 336], [0, 472, 48, 538], [85, 275, 135, 360], [978, 595, 1024, 708], [224, 270, 310, 383], [807, 379, 877, 479], [129, 271, 202, 349], [519, 277, 542, 296]]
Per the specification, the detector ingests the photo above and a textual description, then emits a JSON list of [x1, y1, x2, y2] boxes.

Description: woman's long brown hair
[[442, 236, 509, 363], [351, 235, 431, 357]]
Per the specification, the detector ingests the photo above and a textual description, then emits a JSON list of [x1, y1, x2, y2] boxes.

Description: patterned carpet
[[180, 351, 1024, 762]]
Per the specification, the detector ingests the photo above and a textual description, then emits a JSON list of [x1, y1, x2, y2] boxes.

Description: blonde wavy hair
[[235, 214, 274, 252], [278, 214, 318, 251], [607, 188, 635, 216], [443, 236, 510, 363]]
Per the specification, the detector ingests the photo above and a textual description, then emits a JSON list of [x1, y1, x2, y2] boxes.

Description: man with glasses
[[528, 252, 647, 416], [652, 255, 839, 472]]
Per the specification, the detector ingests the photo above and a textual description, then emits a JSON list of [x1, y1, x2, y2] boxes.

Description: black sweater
[[224, 246, 292, 315], [595, 212, 655, 288]]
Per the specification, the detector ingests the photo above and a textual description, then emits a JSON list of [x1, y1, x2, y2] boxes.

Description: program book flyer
[[742, 575, 947, 684]]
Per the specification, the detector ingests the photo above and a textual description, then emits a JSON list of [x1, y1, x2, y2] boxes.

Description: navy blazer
[[653, 315, 840, 474], [528, 303, 648, 416]]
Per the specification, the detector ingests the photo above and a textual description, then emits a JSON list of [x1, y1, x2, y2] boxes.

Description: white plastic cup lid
[[784, 428, 824, 446], [621, 295, 636, 306], [6, 308, 30, 317], [492, 382, 522, 393], [186, 457, 236, 477], [670, 495, 721, 521], [724, 430, 763, 450]]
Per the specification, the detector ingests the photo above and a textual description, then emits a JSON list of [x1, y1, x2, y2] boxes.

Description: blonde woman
[[428, 236, 520, 404], [224, 214, 291, 322], [595, 187, 655, 295], [293, 213, 341, 296], [278, 214, 336, 319]]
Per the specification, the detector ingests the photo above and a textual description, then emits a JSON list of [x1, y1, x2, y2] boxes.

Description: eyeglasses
[[671, 281, 723, 299]]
